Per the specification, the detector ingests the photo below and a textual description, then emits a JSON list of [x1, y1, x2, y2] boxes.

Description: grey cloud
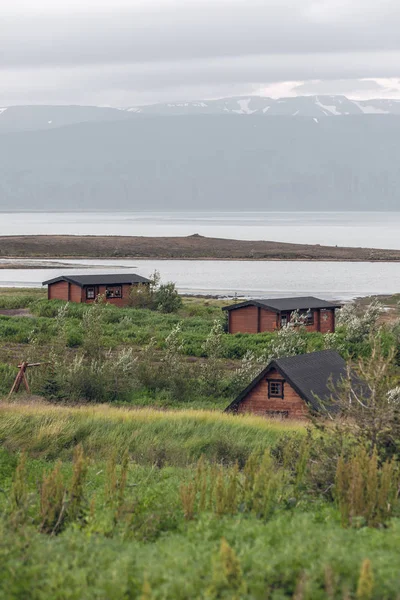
[[1, 0, 399, 105], [292, 79, 387, 95], [1, 0, 400, 68], [2, 52, 400, 106], [48, 52, 400, 91]]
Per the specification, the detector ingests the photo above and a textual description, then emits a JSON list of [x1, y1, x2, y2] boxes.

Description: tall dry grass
[[0, 403, 305, 466]]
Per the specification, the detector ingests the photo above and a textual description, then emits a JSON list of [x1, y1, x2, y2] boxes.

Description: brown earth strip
[[0, 309, 33, 317], [1, 234, 400, 261]]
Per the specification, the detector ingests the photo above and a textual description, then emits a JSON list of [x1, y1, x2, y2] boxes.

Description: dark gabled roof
[[222, 296, 342, 313], [225, 350, 348, 413], [42, 273, 151, 287]]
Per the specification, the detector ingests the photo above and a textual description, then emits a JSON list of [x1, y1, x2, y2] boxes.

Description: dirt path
[[0, 308, 33, 317]]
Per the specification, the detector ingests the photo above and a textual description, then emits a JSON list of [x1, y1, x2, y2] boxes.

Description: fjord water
[[1, 211, 400, 299], [1, 211, 400, 249], [1, 258, 400, 301]]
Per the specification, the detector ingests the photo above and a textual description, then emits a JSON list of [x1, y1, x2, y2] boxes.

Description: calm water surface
[[1, 259, 400, 301], [1, 212, 400, 299]]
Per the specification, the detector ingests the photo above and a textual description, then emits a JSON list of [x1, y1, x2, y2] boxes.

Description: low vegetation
[[1, 405, 400, 599], [0, 288, 399, 409], [0, 287, 45, 309], [1, 288, 400, 597], [0, 404, 301, 465], [127, 270, 183, 313]]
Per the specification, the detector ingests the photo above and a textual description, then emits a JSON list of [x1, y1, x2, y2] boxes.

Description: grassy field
[[0, 287, 46, 309], [0, 288, 398, 409], [1, 287, 400, 598], [0, 289, 332, 409], [0, 403, 304, 464], [0, 403, 400, 599]]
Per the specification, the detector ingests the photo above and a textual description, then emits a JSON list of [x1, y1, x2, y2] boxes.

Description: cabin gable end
[[235, 367, 308, 419]]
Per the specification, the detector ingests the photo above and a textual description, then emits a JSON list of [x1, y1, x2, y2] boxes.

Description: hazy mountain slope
[[0, 105, 133, 133], [126, 96, 400, 117], [2, 96, 400, 133], [0, 115, 399, 211]]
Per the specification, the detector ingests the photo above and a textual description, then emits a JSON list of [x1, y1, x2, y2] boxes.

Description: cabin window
[[300, 309, 314, 325], [267, 380, 284, 398], [281, 313, 289, 327], [86, 287, 95, 300], [281, 310, 313, 327], [105, 286, 122, 299]]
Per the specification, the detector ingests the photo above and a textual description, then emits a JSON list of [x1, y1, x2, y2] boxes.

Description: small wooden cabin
[[43, 273, 151, 307], [222, 296, 341, 334], [225, 350, 347, 419]]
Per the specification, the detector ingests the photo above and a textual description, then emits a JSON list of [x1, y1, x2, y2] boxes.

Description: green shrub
[[0, 317, 34, 343], [127, 283, 155, 309], [0, 288, 45, 310], [154, 282, 182, 313], [335, 448, 399, 528], [65, 328, 83, 347], [30, 299, 64, 318], [181, 450, 285, 521], [1, 437, 400, 599]]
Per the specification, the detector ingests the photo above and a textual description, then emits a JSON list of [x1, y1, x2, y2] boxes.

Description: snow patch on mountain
[[232, 98, 257, 114], [0, 108, 7, 116], [119, 96, 400, 117], [353, 101, 389, 114], [314, 98, 341, 115]]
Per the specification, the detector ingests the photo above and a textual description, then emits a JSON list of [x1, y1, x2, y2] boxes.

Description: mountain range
[[125, 95, 400, 117], [0, 96, 400, 212], [1, 96, 400, 133]]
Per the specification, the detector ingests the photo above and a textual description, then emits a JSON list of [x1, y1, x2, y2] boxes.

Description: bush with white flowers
[[336, 299, 383, 343]]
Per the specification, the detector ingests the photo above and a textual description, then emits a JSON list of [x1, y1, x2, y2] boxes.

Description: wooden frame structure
[[8, 361, 45, 398]]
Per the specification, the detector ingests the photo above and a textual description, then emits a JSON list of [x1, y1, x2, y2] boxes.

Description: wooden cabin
[[43, 273, 151, 307], [225, 350, 347, 419], [222, 296, 341, 334]]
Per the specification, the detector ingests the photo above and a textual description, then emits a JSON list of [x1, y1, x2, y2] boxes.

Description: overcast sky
[[1, 0, 400, 106]]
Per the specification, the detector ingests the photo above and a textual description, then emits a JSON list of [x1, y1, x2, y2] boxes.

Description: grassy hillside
[[0, 290, 333, 409], [1, 289, 399, 597], [0, 403, 304, 464], [0, 289, 398, 409], [2, 115, 400, 211], [0, 404, 400, 599]]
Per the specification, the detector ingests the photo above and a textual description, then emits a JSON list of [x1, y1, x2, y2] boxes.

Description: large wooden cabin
[[222, 296, 341, 334], [43, 273, 150, 307], [225, 350, 347, 419]]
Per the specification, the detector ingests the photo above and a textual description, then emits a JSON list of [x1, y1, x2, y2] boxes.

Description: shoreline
[[2, 256, 400, 269]]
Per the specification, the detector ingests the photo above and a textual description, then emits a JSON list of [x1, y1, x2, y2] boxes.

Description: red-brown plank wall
[[84, 284, 133, 307], [229, 307, 336, 334], [236, 368, 308, 419]]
